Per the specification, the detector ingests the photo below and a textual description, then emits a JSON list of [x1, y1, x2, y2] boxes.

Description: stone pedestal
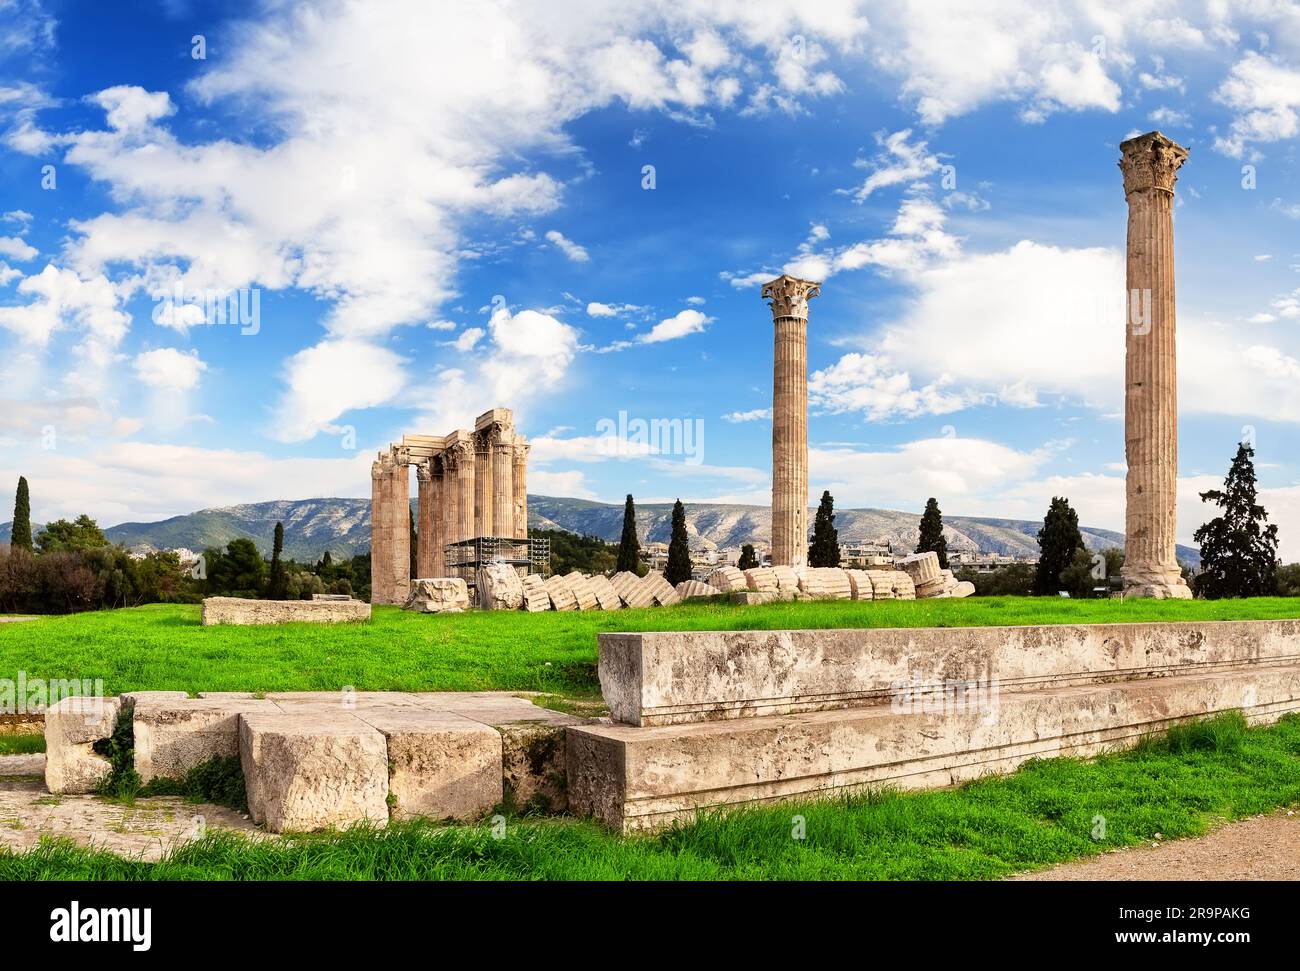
[[762, 275, 820, 568], [1118, 131, 1192, 600], [370, 448, 410, 606]]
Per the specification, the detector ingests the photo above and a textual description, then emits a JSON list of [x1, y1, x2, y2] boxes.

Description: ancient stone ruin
[[371, 408, 533, 605], [1118, 132, 1193, 599], [762, 274, 820, 569]]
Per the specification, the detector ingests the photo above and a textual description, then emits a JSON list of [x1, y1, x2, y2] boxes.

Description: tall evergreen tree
[[1193, 441, 1278, 599], [915, 497, 949, 569], [266, 521, 288, 600], [10, 476, 32, 551], [737, 543, 758, 571], [1035, 496, 1085, 595], [808, 490, 840, 567], [665, 499, 692, 585], [616, 494, 640, 573]]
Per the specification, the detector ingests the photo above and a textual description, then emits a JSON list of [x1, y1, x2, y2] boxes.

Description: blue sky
[[2, 0, 1300, 553]]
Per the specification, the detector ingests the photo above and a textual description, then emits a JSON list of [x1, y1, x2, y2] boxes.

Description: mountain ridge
[[0, 495, 1201, 567]]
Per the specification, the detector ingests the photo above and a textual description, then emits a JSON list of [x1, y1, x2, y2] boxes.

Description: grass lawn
[[0, 734, 44, 755], [1, 597, 1298, 698], [2, 712, 1297, 880]]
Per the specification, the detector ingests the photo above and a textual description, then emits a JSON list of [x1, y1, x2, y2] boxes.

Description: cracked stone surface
[[0, 754, 260, 862]]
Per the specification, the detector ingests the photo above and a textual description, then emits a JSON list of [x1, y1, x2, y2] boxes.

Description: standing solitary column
[[762, 274, 820, 568], [512, 439, 530, 539], [491, 421, 515, 540], [369, 448, 410, 605], [1119, 131, 1192, 599]]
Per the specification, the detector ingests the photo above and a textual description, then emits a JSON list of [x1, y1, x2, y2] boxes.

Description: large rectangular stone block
[[570, 665, 1300, 832], [597, 619, 1300, 726], [355, 708, 502, 821], [133, 697, 281, 784], [239, 711, 389, 833], [201, 597, 370, 626], [45, 695, 120, 795]]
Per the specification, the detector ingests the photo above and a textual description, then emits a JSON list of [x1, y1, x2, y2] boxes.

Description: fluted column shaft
[[474, 432, 493, 538], [512, 440, 529, 539], [1119, 131, 1192, 599], [762, 275, 820, 568], [454, 443, 476, 544], [369, 449, 410, 605], [492, 427, 514, 539]]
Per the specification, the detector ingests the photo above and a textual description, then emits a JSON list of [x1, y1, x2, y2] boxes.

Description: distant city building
[[948, 550, 1039, 572], [840, 542, 894, 568]]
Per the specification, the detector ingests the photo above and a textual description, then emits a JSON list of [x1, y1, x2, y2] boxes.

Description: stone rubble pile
[[402, 561, 971, 614]]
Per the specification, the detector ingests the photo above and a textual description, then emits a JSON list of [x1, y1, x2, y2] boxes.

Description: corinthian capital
[[513, 439, 530, 465], [1119, 131, 1188, 196], [762, 274, 821, 320]]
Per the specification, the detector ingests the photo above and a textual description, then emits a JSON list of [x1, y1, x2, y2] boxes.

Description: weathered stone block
[[565, 572, 600, 610], [239, 711, 389, 833], [953, 580, 976, 598], [868, 572, 896, 599], [588, 574, 624, 610], [744, 568, 779, 593], [610, 571, 655, 608], [798, 568, 851, 599], [476, 562, 524, 610], [570, 664, 1300, 832], [543, 574, 578, 611], [844, 569, 874, 600], [356, 708, 502, 821], [732, 591, 778, 605], [900, 551, 941, 586], [675, 579, 717, 600], [202, 597, 371, 626], [770, 565, 800, 594], [45, 696, 121, 795], [599, 619, 1300, 726], [133, 697, 281, 784], [891, 572, 916, 600], [405, 577, 469, 613], [706, 566, 746, 593], [641, 571, 681, 606], [519, 573, 551, 612]]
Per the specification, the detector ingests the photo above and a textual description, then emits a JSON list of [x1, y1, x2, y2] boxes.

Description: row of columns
[[371, 416, 529, 605]]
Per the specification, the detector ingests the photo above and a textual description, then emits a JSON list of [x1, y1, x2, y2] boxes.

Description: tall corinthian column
[[761, 274, 820, 568], [451, 439, 477, 543], [416, 461, 434, 579], [1119, 131, 1192, 599], [512, 439, 530, 539], [491, 421, 515, 539], [474, 429, 493, 538], [369, 448, 410, 605]]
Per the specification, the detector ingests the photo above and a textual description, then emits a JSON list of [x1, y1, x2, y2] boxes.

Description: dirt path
[[1012, 809, 1300, 880], [0, 754, 261, 862]]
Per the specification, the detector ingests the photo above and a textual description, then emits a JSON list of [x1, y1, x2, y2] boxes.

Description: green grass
[[0, 734, 44, 756], [2, 711, 1297, 880], [1, 597, 1298, 698]]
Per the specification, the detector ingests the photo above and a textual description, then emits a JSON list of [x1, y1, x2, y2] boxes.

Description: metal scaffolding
[[442, 535, 550, 588]]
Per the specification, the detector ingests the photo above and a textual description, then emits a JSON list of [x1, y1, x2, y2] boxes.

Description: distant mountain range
[[0, 495, 1201, 567]]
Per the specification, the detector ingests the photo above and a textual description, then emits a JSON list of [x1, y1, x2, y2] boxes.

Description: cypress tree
[[266, 521, 288, 599], [1193, 441, 1278, 599], [665, 499, 692, 585], [616, 494, 640, 573], [10, 476, 32, 551], [1035, 496, 1085, 595], [807, 490, 840, 567], [915, 497, 948, 569], [737, 543, 758, 571]]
